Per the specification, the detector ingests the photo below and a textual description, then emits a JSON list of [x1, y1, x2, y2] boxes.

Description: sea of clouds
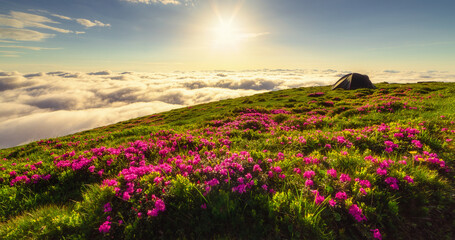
[[1, 69, 454, 148]]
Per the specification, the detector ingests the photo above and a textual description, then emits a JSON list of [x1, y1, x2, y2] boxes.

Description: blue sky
[[1, 0, 454, 72]]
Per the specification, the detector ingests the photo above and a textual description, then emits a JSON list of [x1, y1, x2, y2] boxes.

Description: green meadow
[[1, 82, 454, 239]]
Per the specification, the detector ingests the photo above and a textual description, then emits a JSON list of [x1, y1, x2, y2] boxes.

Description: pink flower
[[303, 170, 315, 179], [98, 221, 111, 234], [103, 202, 112, 212], [315, 194, 325, 205], [385, 177, 399, 190], [404, 175, 414, 184], [411, 140, 423, 148], [359, 188, 367, 195], [371, 229, 382, 240], [357, 179, 371, 188], [122, 192, 130, 201], [339, 173, 351, 183], [201, 203, 207, 209], [155, 199, 166, 212], [147, 209, 159, 217], [376, 168, 387, 176], [335, 191, 348, 200], [102, 179, 118, 187], [88, 165, 95, 173], [271, 166, 282, 173], [327, 168, 337, 178], [305, 179, 314, 187], [394, 133, 404, 138], [293, 168, 301, 174], [349, 204, 367, 222], [329, 199, 337, 207], [253, 164, 262, 172]]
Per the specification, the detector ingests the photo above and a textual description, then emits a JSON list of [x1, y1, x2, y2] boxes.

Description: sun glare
[[211, 19, 243, 51]]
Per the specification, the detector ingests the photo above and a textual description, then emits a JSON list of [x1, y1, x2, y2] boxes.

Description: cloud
[[23, 72, 45, 78], [384, 70, 400, 74], [0, 75, 35, 91], [51, 14, 72, 21], [10, 11, 58, 24], [0, 27, 54, 41], [0, 45, 60, 50], [1, 54, 19, 57], [76, 19, 111, 28], [123, 0, 182, 5], [240, 32, 270, 40], [0, 102, 183, 149], [4, 11, 72, 34], [0, 15, 24, 28], [0, 69, 454, 149], [88, 70, 112, 75]]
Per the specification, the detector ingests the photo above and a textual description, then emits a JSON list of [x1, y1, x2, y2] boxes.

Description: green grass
[[1, 82, 455, 239]]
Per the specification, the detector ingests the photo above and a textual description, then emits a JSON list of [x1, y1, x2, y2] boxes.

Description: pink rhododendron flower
[[155, 199, 166, 212], [339, 173, 351, 183], [335, 191, 348, 200], [411, 140, 422, 148], [327, 169, 337, 178], [305, 179, 314, 187], [329, 199, 337, 207], [122, 192, 130, 201], [376, 168, 387, 176], [385, 177, 399, 190], [404, 175, 414, 184], [99, 221, 111, 234], [253, 164, 262, 172], [104, 203, 112, 212], [315, 194, 325, 205], [371, 229, 382, 240], [303, 170, 315, 179], [148, 209, 159, 217], [349, 204, 367, 222], [357, 179, 371, 188]]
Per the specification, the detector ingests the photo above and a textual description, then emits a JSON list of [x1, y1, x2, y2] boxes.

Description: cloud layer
[[0, 69, 454, 148]]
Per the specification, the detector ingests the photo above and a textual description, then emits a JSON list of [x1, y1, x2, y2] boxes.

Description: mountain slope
[[1, 82, 454, 239]]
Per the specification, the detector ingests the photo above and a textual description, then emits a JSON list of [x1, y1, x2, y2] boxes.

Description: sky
[[1, 0, 454, 72], [1, 0, 455, 148]]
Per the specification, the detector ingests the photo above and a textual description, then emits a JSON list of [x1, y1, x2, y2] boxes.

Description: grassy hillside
[[1, 82, 454, 239]]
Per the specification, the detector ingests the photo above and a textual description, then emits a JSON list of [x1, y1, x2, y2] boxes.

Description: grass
[[0, 82, 455, 239]]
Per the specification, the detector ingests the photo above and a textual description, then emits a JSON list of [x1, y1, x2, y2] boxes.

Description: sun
[[211, 19, 243, 51]]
